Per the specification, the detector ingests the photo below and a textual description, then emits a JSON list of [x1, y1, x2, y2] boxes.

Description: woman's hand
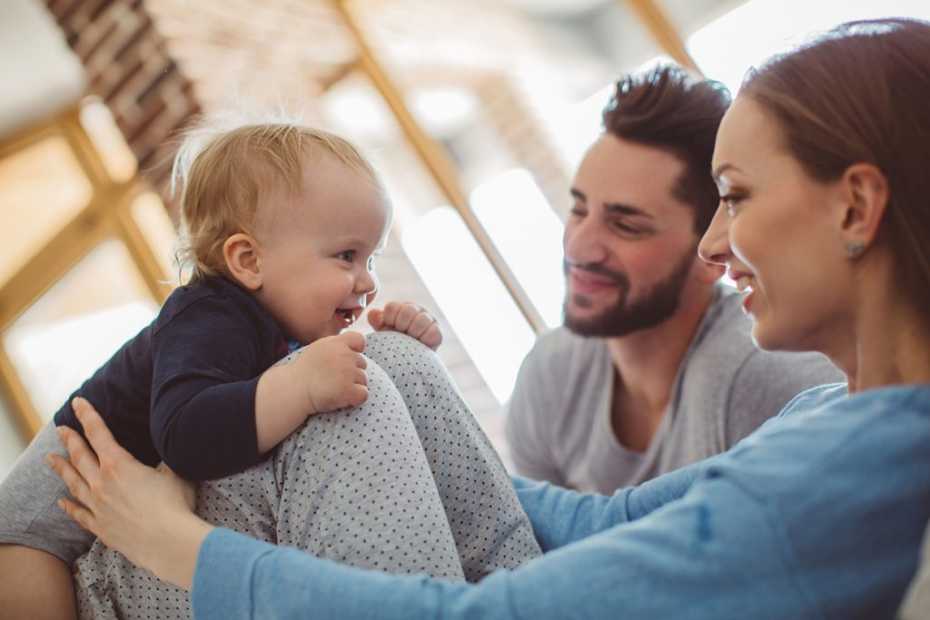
[[47, 397, 213, 590]]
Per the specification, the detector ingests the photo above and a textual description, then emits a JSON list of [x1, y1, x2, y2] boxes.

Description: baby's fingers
[[367, 308, 385, 330], [392, 304, 421, 333], [419, 322, 443, 350], [347, 384, 369, 407]]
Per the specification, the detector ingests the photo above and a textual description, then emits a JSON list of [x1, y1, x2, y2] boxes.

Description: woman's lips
[[734, 274, 756, 315]]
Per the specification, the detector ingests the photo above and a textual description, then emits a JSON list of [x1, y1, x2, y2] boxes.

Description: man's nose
[[563, 218, 608, 265]]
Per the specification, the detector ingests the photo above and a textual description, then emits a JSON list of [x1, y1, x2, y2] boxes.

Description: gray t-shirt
[[900, 522, 930, 619], [504, 286, 844, 493]]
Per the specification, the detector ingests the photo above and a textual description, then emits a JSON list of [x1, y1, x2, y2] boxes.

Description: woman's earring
[[845, 241, 866, 259]]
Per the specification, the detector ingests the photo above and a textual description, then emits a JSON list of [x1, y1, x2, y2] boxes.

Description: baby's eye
[[336, 250, 356, 263], [366, 255, 376, 271]]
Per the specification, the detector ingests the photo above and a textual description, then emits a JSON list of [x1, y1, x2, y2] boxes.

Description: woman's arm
[[511, 457, 708, 552], [49, 397, 807, 620], [0, 545, 76, 620]]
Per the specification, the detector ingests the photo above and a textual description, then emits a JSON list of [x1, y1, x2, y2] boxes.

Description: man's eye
[[337, 250, 355, 262], [612, 221, 641, 235]]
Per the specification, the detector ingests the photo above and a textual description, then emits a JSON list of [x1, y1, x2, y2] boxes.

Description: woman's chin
[[749, 323, 789, 352]]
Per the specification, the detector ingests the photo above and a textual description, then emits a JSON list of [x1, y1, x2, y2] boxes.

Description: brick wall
[[45, 0, 200, 211]]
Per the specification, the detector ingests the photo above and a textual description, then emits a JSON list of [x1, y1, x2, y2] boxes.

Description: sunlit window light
[[545, 56, 670, 172], [4, 302, 157, 419], [402, 207, 536, 403], [470, 168, 564, 328], [689, 0, 930, 96]]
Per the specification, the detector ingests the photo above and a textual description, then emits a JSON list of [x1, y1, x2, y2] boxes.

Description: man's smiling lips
[[569, 267, 619, 296]]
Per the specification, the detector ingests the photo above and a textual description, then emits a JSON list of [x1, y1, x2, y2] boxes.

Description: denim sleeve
[[192, 474, 810, 620], [511, 457, 707, 551]]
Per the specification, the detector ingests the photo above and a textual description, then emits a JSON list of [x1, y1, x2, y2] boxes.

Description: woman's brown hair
[[741, 18, 930, 310]]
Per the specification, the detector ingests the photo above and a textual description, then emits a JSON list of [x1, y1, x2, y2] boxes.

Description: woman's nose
[[697, 205, 731, 267]]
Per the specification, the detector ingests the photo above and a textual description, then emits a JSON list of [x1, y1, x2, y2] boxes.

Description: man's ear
[[223, 233, 263, 291], [836, 163, 889, 252]]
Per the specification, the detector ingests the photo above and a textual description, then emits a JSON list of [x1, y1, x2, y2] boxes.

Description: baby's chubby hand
[[297, 331, 369, 414], [367, 302, 442, 350]]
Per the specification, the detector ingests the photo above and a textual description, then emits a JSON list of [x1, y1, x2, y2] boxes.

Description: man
[[504, 65, 842, 493]]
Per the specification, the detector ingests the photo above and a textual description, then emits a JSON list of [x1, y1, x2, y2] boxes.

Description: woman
[[51, 17, 930, 619]]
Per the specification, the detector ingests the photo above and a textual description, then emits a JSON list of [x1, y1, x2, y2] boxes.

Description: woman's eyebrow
[[712, 162, 742, 182]]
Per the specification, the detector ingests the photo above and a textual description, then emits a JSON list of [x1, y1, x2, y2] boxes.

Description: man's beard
[[563, 245, 697, 338]]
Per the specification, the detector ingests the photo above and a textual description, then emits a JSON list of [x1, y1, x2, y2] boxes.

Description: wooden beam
[[624, 0, 703, 76], [0, 186, 132, 330], [329, 0, 547, 334]]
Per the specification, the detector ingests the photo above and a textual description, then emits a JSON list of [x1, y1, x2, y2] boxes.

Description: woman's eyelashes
[[720, 192, 747, 217]]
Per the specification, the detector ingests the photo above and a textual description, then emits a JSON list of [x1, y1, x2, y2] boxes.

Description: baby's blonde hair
[[172, 116, 378, 282]]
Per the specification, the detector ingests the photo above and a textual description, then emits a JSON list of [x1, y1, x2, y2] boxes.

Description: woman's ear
[[223, 233, 263, 290], [836, 163, 889, 254]]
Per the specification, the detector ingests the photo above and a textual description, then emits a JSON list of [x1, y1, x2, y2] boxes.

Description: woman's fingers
[[72, 397, 132, 463], [46, 451, 93, 512], [56, 425, 100, 494], [57, 497, 95, 533]]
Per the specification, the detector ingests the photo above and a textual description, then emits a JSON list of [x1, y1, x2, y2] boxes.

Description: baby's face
[[255, 155, 389, 344]]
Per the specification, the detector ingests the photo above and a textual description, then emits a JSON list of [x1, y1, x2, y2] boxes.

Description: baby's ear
[[223, 233, 263, 290]]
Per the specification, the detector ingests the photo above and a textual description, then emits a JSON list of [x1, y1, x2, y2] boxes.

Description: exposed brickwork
[[45, 0, 200, 212]]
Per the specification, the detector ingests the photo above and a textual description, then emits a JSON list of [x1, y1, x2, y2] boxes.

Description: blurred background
[[2, 0, 929, 478]]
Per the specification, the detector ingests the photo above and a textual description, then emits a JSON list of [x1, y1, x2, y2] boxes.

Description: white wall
[[0, 397, 28, 481], [0, 0, 85, 139]]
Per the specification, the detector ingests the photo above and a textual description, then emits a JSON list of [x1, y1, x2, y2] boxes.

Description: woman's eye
[[720, 194, 744, 217]]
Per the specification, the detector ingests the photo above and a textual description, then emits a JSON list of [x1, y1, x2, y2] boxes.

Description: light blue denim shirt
[[192, 384, 930, 619]]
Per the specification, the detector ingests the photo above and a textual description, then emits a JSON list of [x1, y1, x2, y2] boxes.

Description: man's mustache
[[563, 260, 629, 287]]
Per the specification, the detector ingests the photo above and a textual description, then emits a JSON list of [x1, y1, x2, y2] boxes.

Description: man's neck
[[606, 285, 717, 432]]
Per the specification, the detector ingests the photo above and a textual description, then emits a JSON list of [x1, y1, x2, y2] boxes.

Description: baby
[[52, 120, 442, 481]]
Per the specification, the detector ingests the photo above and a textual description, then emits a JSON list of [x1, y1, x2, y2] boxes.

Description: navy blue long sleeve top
[[54, 276, 289, 480]]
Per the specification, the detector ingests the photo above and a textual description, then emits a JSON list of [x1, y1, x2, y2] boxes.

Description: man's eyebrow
[[605, 202, 652, 219], [571, 188, 652, 219]]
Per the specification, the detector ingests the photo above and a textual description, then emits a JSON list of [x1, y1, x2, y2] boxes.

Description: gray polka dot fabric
[[73, 332, 542, 619]]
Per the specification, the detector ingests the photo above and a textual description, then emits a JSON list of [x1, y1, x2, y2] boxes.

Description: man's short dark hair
[[602, 64, 731, 234]]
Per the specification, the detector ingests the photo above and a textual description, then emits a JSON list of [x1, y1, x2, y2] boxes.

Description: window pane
[[3, 239, 158, 420], [0, 135, 93, 288], [130, 191, 180, 280], [80, 100, 138, 183]]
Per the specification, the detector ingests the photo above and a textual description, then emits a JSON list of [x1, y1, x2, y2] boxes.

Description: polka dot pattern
[[73, 331, 541, 618]]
